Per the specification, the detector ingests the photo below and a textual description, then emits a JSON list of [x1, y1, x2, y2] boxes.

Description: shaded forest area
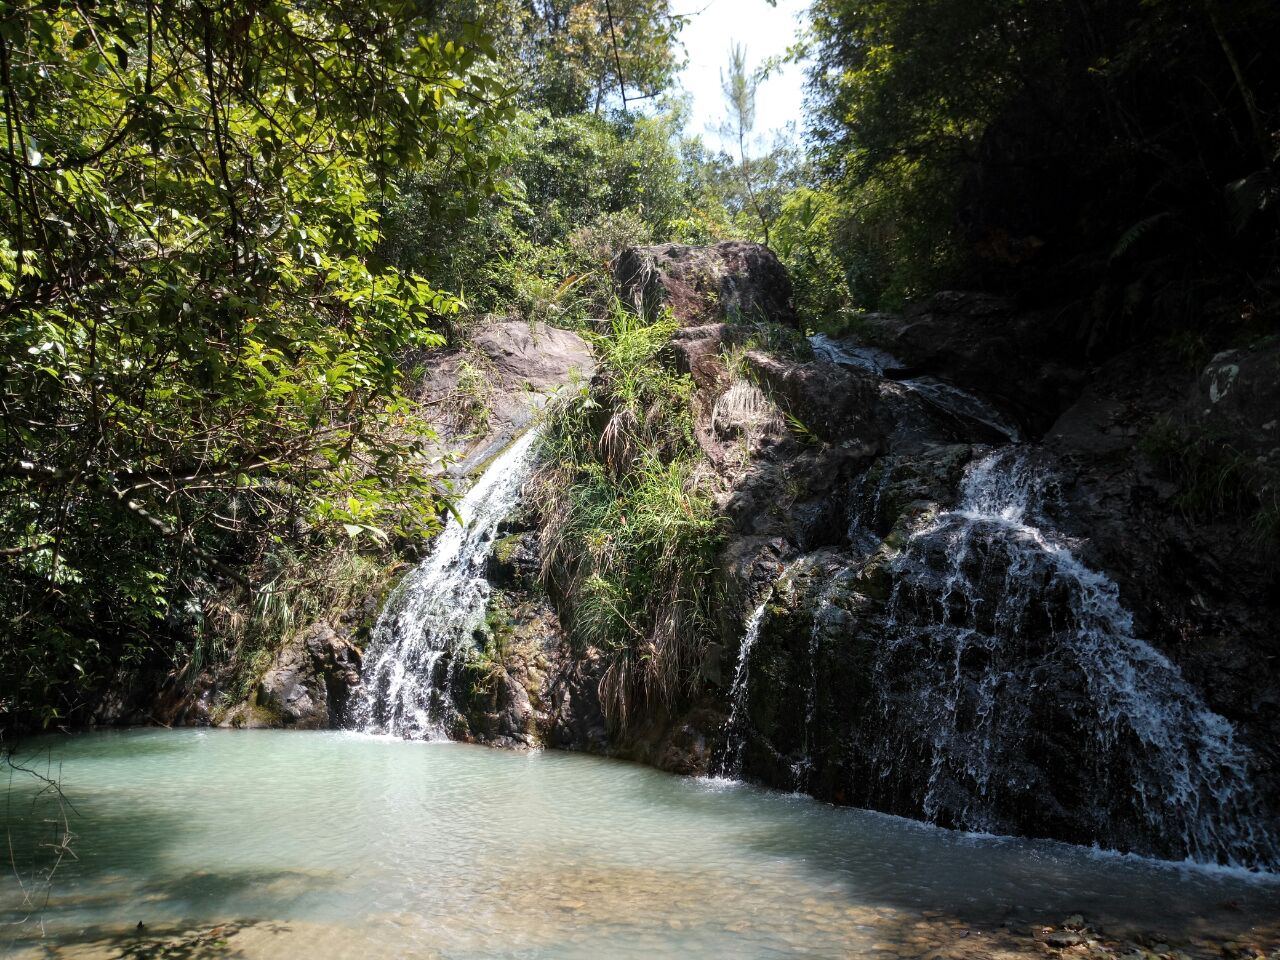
[[2, 0, 1277, 732]]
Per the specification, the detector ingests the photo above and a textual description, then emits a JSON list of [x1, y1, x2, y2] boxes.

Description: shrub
[[535, 301, 723, 730]]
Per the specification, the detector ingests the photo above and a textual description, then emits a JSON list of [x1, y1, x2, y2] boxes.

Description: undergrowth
[[198, 544, 403, 708], [534, 300, 724, 732], [1141, 418, 1279, 547]]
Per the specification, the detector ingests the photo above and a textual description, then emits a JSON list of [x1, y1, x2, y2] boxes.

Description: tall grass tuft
[[535, 300, 724, 731]]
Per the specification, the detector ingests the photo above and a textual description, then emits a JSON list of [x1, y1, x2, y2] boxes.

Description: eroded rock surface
[[613, 241, 798, 328], [218, 620, 366, 730]]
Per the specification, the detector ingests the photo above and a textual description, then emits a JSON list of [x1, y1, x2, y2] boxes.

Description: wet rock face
[[398, 243, 1279, 866], [613, 241, 799, 328], [196, 321, 593, 732], [460, 589, 569, 749], [732, 439, 1280, 868], [1042, 340, 1280, 832], [246, 622, 363, 730]]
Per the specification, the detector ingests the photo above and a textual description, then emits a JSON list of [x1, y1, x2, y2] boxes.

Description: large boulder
[[409, 320, 595, 475], [612, 241, 799, 328], [220, 622, 362, 729]]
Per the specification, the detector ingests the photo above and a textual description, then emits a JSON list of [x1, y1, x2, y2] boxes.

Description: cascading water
[[872, 447, 1277, 869], [714, 599, 771, 778], [793, 578, 841, 791], [809, 333, 899, 375], [350, 429, 541, 739]]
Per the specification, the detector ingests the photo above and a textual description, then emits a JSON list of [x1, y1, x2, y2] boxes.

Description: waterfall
[[875, 448, 1276, 868], [897, 375, 1022, 442], [350, 429, 541, 739], [809, 333, 899, 374], [715, 599, 771, 778], [794, 579, 841, 791]]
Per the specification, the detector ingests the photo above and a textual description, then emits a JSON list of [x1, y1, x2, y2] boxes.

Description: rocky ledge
[[461, 242, 1279, 869]]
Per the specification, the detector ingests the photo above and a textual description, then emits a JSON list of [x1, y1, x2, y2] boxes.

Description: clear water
[[4, 731, 1277, 959]]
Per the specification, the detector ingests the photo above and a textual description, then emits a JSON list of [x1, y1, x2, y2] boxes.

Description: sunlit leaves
[[0, 0, 510, 721]]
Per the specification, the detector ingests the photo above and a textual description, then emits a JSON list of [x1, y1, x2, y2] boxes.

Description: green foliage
[[536, 301, 722, 730], [1141, 418, 1278, 545], [771, 185, 852, 327], [802, 0, 1018, 305], [803, 0, 1280, 314], [386, 106, 738, 329], [0, 0, 513, 727], [432, 0, 687, 117], [717, 43, 795, 248], [204, 544, 399, 709]]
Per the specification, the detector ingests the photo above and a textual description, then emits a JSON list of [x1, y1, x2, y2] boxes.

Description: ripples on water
[[2, 730, 1277, 959]]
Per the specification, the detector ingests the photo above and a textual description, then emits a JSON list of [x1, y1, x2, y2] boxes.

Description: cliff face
[[482, 243, 1279, 869]]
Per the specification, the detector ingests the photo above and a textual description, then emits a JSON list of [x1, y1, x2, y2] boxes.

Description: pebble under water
[[2, 730, 1277, 959]]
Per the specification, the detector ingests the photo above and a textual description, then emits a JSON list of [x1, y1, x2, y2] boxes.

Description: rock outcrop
[[411, 319, 595, 472], [613, 241, 798, 328], [483, 244, 1280, 869], [253, 622, 362, 729]]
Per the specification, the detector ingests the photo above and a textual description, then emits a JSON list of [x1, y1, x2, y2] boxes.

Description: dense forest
[[2, 0, 1278, 742]]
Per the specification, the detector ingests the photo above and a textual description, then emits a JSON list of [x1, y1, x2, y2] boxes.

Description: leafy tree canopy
[[433, 0, 687, 116], [0, 0, 513, 725]]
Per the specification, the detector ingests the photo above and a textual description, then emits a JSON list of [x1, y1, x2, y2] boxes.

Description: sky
[[673, 0, 810, 154]]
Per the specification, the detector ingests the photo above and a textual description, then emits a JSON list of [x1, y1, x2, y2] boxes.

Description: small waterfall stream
[[715, 599, 771, 778], [877, 448, 1276, 868], [350, 429, 541, 739]]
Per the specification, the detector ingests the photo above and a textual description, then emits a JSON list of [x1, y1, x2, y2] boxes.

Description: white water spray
[[880, 448, 1276, 868], [351, 430, 541, 739], [715, 598, 772, 778]]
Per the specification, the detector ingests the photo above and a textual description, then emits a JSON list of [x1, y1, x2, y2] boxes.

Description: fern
[[1109, 211, 1176, 263]]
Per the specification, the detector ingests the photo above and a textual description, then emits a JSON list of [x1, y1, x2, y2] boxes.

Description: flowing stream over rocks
[[809, 331, 1023, 441], [350, 430, 541, 739], [708, 333, 1280, 872], [876, 448, 1276, 868]]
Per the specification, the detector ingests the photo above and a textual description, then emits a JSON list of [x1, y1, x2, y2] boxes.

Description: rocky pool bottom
[[2, 731, 1277, 959]]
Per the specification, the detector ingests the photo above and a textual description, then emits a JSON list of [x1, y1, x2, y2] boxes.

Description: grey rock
[[1045, 931, 1087, 948], [613, 241, 798, 328], [247, 622, 363, 730]]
